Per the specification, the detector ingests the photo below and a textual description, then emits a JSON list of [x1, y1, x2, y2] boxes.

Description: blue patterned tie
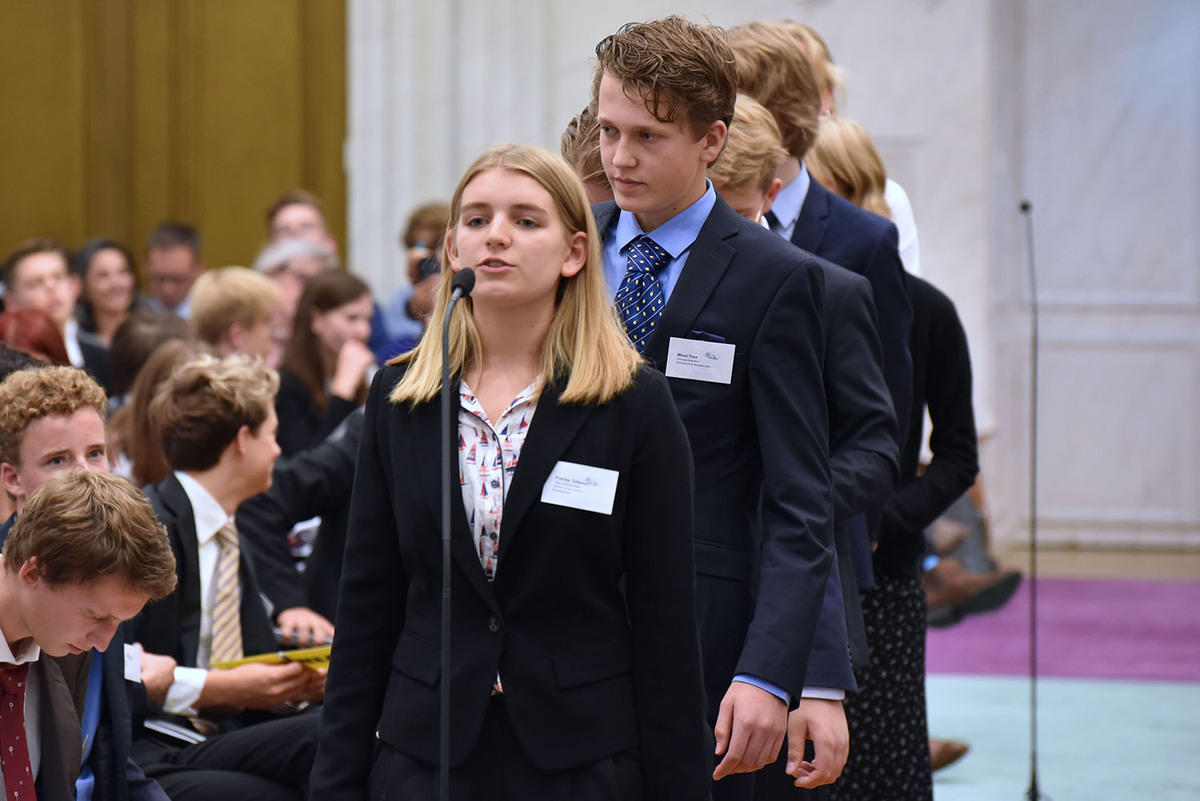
[[615, 236, 670, 354]]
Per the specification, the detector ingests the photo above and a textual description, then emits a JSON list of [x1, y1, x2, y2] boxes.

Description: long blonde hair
[[389, 144, 640, 407], [805, 115, 892, 220]]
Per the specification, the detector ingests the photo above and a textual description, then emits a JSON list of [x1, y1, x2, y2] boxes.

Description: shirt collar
[[0, 622, 40, 665], [771, 162, 811, 231], [613, 181, 717, 259], [174, 471, 232, 546]]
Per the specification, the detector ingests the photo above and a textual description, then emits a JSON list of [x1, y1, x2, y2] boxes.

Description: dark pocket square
[[686, 329, 726, 343]]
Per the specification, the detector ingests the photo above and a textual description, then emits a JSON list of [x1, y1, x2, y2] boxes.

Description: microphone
[[439, 266, 473, 801]]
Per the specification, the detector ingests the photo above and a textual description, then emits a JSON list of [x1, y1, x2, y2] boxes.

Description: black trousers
[[132, 713, 319, 801], [368, 696, 642, 801]]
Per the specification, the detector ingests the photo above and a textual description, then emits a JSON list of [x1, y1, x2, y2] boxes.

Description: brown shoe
[[925, 557, 1023, 628], [929, 738, 969, 771]]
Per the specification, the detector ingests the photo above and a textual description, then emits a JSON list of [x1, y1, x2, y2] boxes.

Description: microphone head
[[1019, 200, 1032, 213], [451, 268, 476, 296]]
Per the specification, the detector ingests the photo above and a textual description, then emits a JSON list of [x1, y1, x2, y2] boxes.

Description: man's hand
[[785, 697, 849, 788], [712, 681, 788, 780], [277, 607, 335, 647], [201, 662, 314, 710], [139, 648, 178, 706]]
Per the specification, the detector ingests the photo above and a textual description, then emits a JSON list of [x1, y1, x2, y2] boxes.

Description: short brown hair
[[776, 21, 844, 110], [592, 16, 737, 137], [150, 353, 279, 473], [709, 94, 788, 194], [4, 470, 176, 600], [726, 21, 821, 160], [0, 366, 108, 466], [266, 189, 326, 230], [145, 222, 202, 258], [1, 238, 69, 289], [190, 267, 281, 346], [401, 203, 451, 249]]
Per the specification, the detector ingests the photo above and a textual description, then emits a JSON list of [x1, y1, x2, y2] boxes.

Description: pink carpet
[[925, 577, 1200, 683]]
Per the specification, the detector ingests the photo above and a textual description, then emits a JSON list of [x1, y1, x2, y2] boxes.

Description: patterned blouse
[[458, 379, 540, 581]]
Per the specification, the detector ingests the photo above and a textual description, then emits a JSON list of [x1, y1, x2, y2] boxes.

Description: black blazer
[[237, 410, 363, 621], [792, 177, 913, 446], [309, 365, 712, 801], [804, 263, 900, 686], [595, 196, 834, 711], [30, 656, 82, 801], [275, 368, 360, 457], [132, 475, 278, 726]]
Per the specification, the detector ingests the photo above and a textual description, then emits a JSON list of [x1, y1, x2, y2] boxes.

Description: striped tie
[[615, 236, 671, 353], [209, 522, 243, 666]]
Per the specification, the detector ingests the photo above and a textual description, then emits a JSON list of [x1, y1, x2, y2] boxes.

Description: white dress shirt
[[162, 471, 234, 715]]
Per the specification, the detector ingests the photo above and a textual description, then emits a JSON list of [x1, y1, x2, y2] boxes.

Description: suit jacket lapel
[[644, 198, 739, 367], [411, 392, 500, 614], [494, 379, 593, 569], [160, 476, 203, 666], [791, 177, 831, 256], [35, 657, 81, 800]]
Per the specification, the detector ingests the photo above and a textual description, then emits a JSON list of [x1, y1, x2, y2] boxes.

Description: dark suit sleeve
[[826, 273, 900, 522], [275, 370, 360, 457], [309, 371, 408, 799], [860, 222, 915, 447], [621, 370, 712, 800], [740, 258, 835, 699], [236, 412, 363, 615], [881, 285, 978, 544]]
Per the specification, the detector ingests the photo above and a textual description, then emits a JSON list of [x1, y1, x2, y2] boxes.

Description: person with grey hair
[[251, 237, 338, 339]]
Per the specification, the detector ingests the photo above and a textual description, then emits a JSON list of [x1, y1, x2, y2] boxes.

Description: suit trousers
[[132, 713, 318, 801], [368, 695, 642, 801]]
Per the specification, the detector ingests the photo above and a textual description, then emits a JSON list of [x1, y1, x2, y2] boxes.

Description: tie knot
[[626, 236, 670, 276], [216, 522, 239, 549], [0, 662, 28, 694]]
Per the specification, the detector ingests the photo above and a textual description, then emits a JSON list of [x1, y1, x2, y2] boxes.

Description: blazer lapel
[[35, 657, 81, 799], [644, 198, 740, 367], [791, 177, 832, 256], [494, 380, 593, 568], [411, 392, 501, 613], [160, 476, 203, 666]]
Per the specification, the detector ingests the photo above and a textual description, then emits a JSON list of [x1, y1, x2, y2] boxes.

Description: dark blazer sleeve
[[824, 267, 900, 522], [859, 221, 914, 447], [274, 369, 360, 457], [880, 277, 979, 546], [236, 410, 364, 616], [620, 369, 712, 800], [738, 255, 835, 698], [309, 369, 408, 799]]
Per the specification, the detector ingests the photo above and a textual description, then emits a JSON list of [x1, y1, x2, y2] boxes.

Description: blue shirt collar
[[771, 162, 811, 230], [613, 181, 717, 258]]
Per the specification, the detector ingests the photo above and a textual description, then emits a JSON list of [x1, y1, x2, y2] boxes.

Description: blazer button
[[488, 615, 501, 633]]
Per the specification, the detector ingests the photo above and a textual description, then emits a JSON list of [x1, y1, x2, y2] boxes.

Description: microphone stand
[[1019, 201, 1046, 801], [440, 268, 475, 801]]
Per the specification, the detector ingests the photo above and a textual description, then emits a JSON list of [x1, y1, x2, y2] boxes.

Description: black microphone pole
[[1019, 201, 1045, 801], [440, 267, 475, 801]]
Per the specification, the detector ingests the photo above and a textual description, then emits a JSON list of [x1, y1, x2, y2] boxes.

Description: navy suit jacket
[[595, 196, 835, 711]]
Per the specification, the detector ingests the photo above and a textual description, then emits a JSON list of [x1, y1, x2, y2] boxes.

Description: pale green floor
[[927, 675, 1200, 800]]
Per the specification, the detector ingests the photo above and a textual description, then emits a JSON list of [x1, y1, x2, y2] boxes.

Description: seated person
[[0, 469, 176, 801], [189, 266, 283, 364], [0, 364, 174, 801], [131, 354, 322, 801]]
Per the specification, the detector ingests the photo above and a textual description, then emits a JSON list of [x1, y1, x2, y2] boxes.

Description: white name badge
[[540, 461, 620, 516], [124, 642, 143, 683], [664, 337, 736, 384]]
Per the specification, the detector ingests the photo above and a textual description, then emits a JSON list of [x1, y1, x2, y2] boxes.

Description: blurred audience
[[143, 221, 205, 319]]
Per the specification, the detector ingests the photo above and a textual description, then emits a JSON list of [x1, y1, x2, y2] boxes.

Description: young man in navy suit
[[593, 17, 841, 798]]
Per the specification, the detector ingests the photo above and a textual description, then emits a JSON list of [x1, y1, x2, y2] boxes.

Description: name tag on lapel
[[124, 642, 143, 683], [664, 337, 735, 384], [541, 461, 619, 515]]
